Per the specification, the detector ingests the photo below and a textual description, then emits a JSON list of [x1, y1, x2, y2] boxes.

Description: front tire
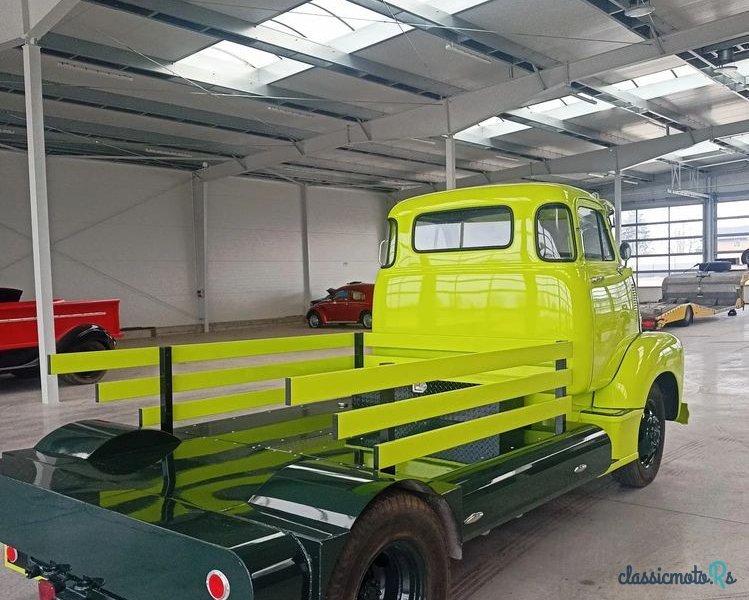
[[613, 386, 666, 488], [59, 340, 108, 385], [325, 492, 449, 600], [307, 311, 322, 328], [360, 311, 372, 329]]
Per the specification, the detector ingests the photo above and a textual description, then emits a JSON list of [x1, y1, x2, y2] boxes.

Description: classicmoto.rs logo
[[618, 561, 737, 589]]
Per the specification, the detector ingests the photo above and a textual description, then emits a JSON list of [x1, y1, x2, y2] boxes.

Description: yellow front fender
[[593, 332, 685, 421]]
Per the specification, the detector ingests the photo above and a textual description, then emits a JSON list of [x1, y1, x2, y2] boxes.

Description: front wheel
[[613, 387, 666, 488], [325, 492, 449, 600], [360, 311, 372, 329], [307, 312, 322, 328], [60, 340, 108, 385]]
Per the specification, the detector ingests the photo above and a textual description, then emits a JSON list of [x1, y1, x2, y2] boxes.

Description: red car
[[306, 283, 374, 329]]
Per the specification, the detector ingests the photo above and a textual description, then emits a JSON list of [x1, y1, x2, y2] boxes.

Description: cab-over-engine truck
[[0, 183, 687, 600]]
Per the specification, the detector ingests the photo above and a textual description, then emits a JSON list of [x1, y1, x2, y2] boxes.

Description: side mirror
[[619, 241, 632, 266]]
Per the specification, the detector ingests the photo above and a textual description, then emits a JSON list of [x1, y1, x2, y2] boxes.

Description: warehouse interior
[[1, 0, 749, 599]]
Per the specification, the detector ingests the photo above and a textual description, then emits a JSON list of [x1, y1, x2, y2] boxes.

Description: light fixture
[[57, 60, 134, 81], [144, 147, 194, 158], [587, 172, 608, 179], [571, 92, 598, 105], [715, 48, 739, 75], [0, 128, 15, 135], [444, 43, 493, 65], [266, 105, 313, 119], [623, 0, 655, 18]]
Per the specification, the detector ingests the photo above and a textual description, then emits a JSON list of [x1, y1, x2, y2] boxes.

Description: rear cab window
[[578, 206, 615, 261], [413, 206, 513, 252], [536, 204, 576, 261]]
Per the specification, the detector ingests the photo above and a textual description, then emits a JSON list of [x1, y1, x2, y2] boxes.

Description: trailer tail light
[[5, 545, 18, 563], [642, 318, 656, 330], [38, 580, 57, 600], [206, 570, 230, 600]]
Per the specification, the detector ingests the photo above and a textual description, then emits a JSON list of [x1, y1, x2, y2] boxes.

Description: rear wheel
[[680, 306, 694, 326], [325, 492, 449, 600], [360, 311, 373, 329], [613, 386, 666, 488], [60, 340, 108, 385], [307, 312, 322, 328]]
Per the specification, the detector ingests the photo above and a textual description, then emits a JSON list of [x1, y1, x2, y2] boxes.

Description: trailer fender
[[57, 324, 116, 353], [249, 460, 462, 597], [593, 332, 685, 421]]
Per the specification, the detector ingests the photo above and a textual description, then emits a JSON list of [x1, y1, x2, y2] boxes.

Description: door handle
[[590, 276, 604, 284]]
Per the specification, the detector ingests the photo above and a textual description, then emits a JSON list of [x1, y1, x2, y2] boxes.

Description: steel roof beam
[[392, 116, 749, 199], [198, 10, 749, 180], [86, 0, 462, 98], [40, 33, 383, 122]]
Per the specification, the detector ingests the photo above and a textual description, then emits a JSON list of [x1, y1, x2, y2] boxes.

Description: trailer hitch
[[26, 557, 119, 599]]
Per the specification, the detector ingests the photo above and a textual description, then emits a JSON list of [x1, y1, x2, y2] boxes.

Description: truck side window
[[382, 218, 397, 268], [413, 207, 512, 252], [536, 204, 575, 261], [578, 206, 615, 261]]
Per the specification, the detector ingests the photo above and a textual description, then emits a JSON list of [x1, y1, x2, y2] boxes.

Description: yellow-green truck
[[1, 183, 687, 600]]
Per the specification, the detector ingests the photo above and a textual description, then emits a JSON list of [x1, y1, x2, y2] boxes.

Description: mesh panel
[[351, 381, 508, 464]]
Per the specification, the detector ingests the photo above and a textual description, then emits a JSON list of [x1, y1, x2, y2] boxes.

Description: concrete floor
[[2, 316, 748, 599]]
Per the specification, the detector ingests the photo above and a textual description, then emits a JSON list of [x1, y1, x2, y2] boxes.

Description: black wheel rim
[[357, 541, 426, 600], [638, 401, 661, 468]]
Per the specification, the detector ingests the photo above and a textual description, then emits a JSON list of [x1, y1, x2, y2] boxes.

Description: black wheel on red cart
[[325, 492, 449, 600], [60, 339, 108, 385]]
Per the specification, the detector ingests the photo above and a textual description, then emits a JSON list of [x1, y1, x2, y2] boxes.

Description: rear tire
[[360, 311, 372, 329], [613, 386, 666, 488], [680, 306, 694, 327], [59, 340, 108, 385], [307, 311, 322, 328], [324, 492, 449, 600]]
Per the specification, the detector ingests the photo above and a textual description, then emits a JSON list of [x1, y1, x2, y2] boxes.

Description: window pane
[[635, 240, 669, 255], [637, 223, 669, 239], [670, 237, 702, 254], [717, 217, 749, 234], [414, 207, 512, 252], [670, 221, 703, 237], [637, 272, 668, 287], [578, 206, 613, 261], [670, 204, 703, 221], [621, 225, 637, 241], [717, 234, 749, 256], [637, 255, 669, 271], [620, 210, 637, 225], [717, 200, 749, 219], [670, 254, 702, 270], [637, 207, 669, 223], [537, 204, 575, 260]]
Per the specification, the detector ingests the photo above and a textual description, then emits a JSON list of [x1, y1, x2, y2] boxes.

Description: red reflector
[[38, 580, 57, 600], [642, 319, 656, 330], [206, 570, 230, 600], [5, 546, 18, 564]]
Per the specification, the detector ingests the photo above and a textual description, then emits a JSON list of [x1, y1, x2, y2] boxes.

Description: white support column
[[299, 184, 312, 310], [705, 192, 717, 262], [23, 41, 58, 404], [445, 135, 456, 190], [614, 170, 623, 243], [192, 175, 209, 333]]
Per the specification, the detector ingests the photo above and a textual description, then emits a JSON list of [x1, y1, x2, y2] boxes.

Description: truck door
[[576, 201, 639, 389]]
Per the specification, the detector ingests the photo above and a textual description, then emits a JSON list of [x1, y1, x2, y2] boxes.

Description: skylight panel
[[612, 79, 637, 91], [268, 0, 390, 45], [176, 41, 281, 73], [633, 70, 675, 87], [528, 98, 566, 113]]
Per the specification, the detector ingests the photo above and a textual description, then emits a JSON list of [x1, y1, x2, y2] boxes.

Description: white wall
[[0, 150, 388, 328]]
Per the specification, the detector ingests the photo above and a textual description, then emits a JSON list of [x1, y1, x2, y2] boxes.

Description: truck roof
[[390, 182, 607, 217]]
